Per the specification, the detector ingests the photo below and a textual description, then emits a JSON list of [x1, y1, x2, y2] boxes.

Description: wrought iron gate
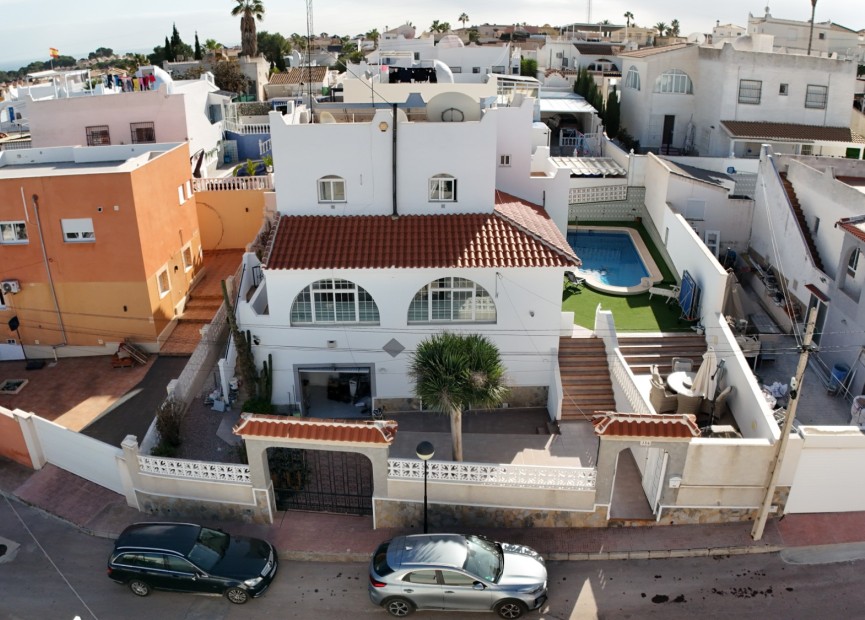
[[269, 448, 373, 515]]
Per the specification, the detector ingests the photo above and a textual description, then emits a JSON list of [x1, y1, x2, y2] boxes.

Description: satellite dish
[[426, 92, 481, 123], [687, 32, 705, 44], [319, 111, 337, 123]]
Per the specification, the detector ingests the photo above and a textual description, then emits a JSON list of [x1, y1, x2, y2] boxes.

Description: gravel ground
[[175, 382, 247, 464]]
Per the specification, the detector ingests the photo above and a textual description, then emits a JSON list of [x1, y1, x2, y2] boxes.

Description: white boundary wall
[[32, 416, 124, 493]]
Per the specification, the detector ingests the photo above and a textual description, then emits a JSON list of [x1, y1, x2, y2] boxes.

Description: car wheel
[[225, 586, 250, 604], [495, 599, 528, 619], [383, 596, 415, 617], [128, 579, 151, 597]]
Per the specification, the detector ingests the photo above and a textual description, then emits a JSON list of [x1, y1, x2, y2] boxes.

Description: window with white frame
[[451, 67, 462, 73], [178, 185, 186, 205], [407, 277, 497, 323], [429, 174, 457, 202], [317, 175, 346, 202], [0, 221, 28, 244], [624, 66, 641, 90], [800, 144, 813, 155], [738, 79, 762, 104], [185, 180, 192, 200], [472, 67, 481, 74], [157, 268, 170, 296], [779, 83, 789, 96], [61, 218, 95, 242], [492, 65, 505, 74], [290, 278, 380, 324], [805, 84, 828, 109], [499, 155, 511, 167], [182, 246, 193, 271], [848, 248, 860, 278], [653, 69, 693, 94]]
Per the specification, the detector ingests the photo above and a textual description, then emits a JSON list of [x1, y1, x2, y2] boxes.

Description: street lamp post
[[416, 441, 435, 533]]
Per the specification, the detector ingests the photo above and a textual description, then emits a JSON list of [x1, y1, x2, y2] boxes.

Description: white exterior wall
[[340, 79, 496, 106], [270, 108, 496, 216], [240, 265, 563, 405], [27, 86, 188, 148], [174, 80, 224, 168], [786, 428, 865, 513]]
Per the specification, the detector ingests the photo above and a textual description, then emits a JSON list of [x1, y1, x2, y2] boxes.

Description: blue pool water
[[567, 230, 649, 287]]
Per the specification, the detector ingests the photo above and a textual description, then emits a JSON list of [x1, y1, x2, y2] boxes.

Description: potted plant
[[263, 154, 273, 172], [244, 158, 257, 176]]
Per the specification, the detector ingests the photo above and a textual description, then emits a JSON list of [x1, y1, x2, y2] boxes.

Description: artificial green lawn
[[563, 220, 692, 332]]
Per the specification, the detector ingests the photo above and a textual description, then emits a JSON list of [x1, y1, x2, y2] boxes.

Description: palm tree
[[654, 22, 668, 37], [365, 28, 380, 49], [409, 333, 509, 462], [430, 19, 442, 33], [807, 0, 818, 55], [231, 0, 265, 57], [669, 19, 681, 37], [624, 11, 634, 27], [458, 12, 469, 28], [440, 22, 451, 32]]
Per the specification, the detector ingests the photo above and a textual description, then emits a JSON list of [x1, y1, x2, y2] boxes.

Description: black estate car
[[107, 522, 278, 604]]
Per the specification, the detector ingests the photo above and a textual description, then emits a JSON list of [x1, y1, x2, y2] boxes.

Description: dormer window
[[429, 174, 457, 202], [318, 175, 346, 202], [654, 69, 693, 94]]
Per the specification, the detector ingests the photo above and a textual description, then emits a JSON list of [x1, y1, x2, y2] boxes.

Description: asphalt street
[[3, 495, 865, 620]]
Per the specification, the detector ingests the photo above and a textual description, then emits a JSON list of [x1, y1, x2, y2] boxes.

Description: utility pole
[[751, 307, 817, 540]]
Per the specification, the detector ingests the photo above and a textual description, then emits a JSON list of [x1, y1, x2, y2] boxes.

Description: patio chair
[[676, 393, 703, 415], [699, 385, 734, 425], [650, 380, 678, 413], [671, 357, 694, 373], [564, 271, 585, 287]]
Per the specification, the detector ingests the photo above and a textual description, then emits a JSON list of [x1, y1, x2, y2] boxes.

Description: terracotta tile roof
[[574, 43, 617, 55], [592, 412, 701, 438], [268, 66, 328, 85], [837, 220, 865, 245], [233, 413, 398, 444], [618, 43, 692, 58], [720, 121, 864, 143], [266, 199, 579, 270]]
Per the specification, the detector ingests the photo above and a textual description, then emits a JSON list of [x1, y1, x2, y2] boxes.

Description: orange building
[[0, 143, 202, 359]]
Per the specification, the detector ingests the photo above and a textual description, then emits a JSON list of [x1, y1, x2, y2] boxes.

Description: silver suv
[[368, 533, 547, 618]]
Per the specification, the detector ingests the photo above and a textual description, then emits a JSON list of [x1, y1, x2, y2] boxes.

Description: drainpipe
[[392, 103, 398, 219], [31, 194, 68, 346]]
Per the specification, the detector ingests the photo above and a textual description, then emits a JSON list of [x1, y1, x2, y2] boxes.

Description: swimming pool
[[567, 227, 663, 295]]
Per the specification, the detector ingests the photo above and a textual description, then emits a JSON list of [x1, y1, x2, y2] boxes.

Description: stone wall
[[374, 498, 608, 529], [134, 488, 271, 525], [658, 487, 790, 525]]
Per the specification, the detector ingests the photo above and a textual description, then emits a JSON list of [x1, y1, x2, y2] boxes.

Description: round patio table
[[667, 371, 702, 398]]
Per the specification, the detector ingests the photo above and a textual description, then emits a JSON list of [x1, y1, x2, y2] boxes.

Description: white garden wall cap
[[592, 412, 701, 438], [233, 412, 398, 444]]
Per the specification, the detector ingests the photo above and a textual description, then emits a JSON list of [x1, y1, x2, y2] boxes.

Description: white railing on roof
[[223, 120, 270, 134], [193, 176, 273, 192], [138, 456, 250, 483], [387, 458, 596, 491]]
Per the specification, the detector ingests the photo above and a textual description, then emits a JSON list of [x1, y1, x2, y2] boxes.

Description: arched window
[[290, 279, 380, 324], [653, 69, 693, 94], [317, 175, 346, 202], [429, 174, 457, 202], [407, 277, 496, 323], [624, 66, 641, 90]]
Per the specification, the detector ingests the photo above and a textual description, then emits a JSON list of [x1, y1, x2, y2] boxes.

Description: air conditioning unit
[[1, 279, 20, 294]]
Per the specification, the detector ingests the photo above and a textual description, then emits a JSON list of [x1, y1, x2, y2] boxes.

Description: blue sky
[[0, 0, 860, 70]]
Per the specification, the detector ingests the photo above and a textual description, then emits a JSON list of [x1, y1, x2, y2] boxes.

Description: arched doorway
[[268, 447, 373, 515]]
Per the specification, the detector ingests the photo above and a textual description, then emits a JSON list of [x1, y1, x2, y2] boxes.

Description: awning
[[538, 97, 597, 114]]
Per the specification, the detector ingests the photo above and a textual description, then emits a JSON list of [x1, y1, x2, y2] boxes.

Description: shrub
[[150, 440, 178, 458], [155, 397, 185, 447], [242, 398, 273, 414]]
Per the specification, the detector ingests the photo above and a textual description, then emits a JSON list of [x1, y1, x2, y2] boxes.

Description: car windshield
[[187, 527, 229, 571], [463, 535, 503, 582]]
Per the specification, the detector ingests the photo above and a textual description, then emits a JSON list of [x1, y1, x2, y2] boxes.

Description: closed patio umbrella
[[692, 347, 718, 400]]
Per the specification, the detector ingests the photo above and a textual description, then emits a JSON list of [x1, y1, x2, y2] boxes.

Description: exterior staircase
[[558, 337, 617, 421], [617, 334, 708, 376], [779, 172, 824, 273], [160, 293, 223, 356]]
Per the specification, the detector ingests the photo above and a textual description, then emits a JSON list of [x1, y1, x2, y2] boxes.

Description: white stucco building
[[617, 40, 860, 156], [233, 94, 576, 415]]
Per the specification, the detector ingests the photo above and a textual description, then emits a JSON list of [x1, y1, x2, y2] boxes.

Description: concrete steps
[[618, 334, 708, 376]]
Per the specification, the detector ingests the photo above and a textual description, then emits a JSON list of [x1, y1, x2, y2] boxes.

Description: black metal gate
[[268, 448, 373, 515]]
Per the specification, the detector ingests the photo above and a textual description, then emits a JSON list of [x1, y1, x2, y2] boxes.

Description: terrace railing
[[192, 176, 273, 192]]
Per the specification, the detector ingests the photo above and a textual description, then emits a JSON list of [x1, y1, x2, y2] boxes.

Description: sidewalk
[[3, 456, 865, 563]]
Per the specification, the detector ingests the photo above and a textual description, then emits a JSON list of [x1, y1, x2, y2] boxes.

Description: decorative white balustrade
[[569, 184, 628, 204], [609, 349, 653, 414], [138, 456, 251, 483], [0, 140, 33, 151], [388, 459, 596, 491], [192, 176, 273, 192], [223, 121, 270, 135]]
